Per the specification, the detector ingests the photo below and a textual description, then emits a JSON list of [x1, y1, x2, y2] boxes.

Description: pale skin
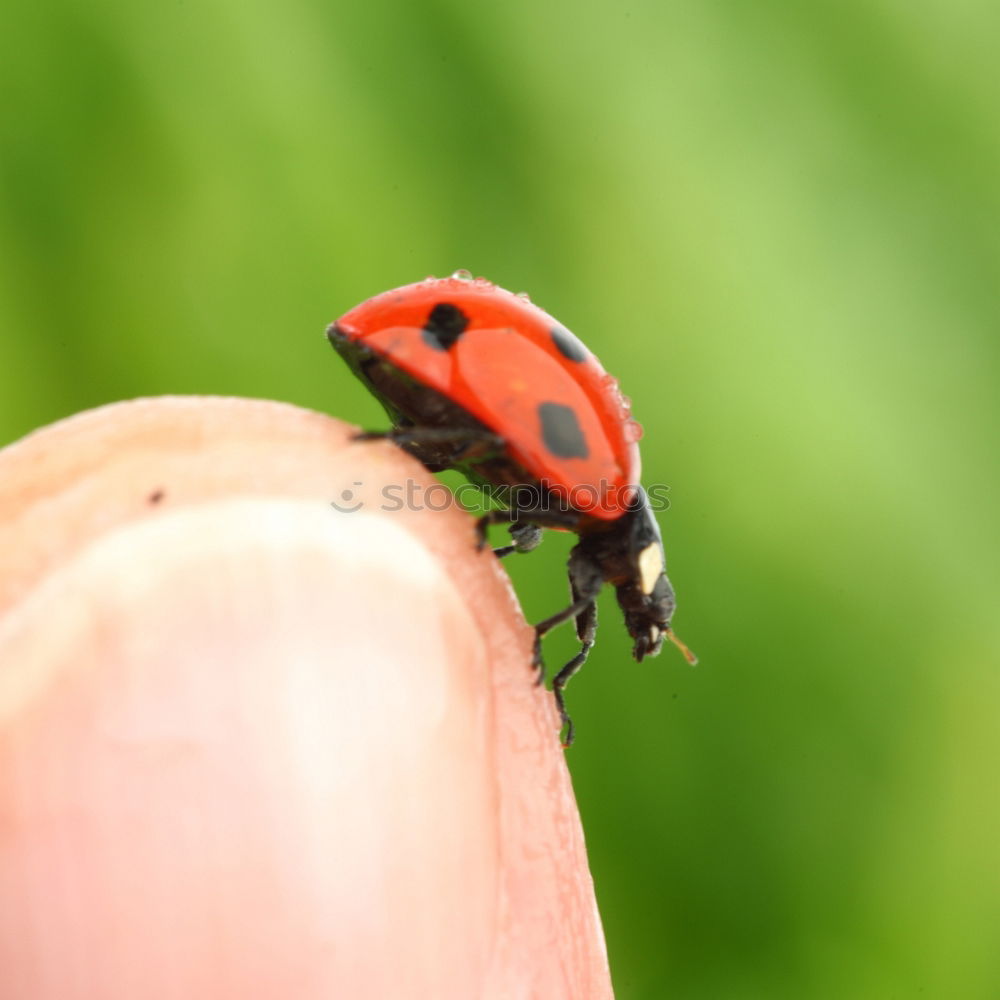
[[0, 398, 614, 1000]]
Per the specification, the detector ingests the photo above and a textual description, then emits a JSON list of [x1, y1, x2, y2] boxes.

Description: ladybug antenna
[[665, 629, 698, 665]]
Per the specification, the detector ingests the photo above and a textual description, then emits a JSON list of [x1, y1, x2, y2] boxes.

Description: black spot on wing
[[422, 303, 469, 350], [550, 326, 588, 362], [538, 402, 589, 459]]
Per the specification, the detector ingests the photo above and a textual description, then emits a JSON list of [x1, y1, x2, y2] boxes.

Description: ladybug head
[[582, 489, 696, 665], [618, 574, 674, 660], [615, 495, 676, 660]]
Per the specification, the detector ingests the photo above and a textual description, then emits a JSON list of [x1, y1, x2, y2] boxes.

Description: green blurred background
[[3, 1, 998, 996]]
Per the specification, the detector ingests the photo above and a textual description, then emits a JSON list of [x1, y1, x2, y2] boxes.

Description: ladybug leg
[[490, 495, 578, 557], [474, 508, 517, 553], [354, 426, 505, 474], [493, 521, 544, 559], [353, 426, 503, 453], [552, 600, 598, 748], [531, 593, 596, 680], [530, 547, 604, 744], [531, 548, 603, 676]]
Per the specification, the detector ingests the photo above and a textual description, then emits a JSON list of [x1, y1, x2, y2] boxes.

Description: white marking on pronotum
[[637, 542, 663, 595]]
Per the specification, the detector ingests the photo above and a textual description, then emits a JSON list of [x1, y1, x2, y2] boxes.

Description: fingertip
[[0, 397, 614, 998]]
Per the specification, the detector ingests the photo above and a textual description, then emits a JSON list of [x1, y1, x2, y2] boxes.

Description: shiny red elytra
[[329, 271, 694, 745]]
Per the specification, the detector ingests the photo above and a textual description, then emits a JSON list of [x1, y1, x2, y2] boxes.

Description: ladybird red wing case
[[334, 275, 641, 520]]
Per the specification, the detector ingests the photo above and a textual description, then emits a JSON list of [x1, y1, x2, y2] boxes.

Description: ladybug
[[328, 271, 695, 744]]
